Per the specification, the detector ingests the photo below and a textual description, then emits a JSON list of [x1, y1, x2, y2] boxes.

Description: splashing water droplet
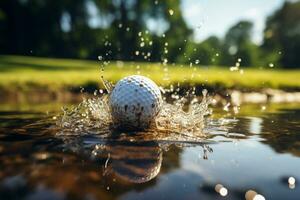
[[230, 65, 239, 71], [56, 88, 211, 142], [223, 103, 230, 112]]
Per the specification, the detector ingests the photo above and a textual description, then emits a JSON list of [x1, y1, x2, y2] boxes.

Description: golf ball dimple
[[109, 75, 162, 130]]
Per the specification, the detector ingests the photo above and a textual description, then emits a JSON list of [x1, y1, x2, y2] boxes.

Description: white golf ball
[[288, 177, 296, 185], [109, 75, 162, 130]]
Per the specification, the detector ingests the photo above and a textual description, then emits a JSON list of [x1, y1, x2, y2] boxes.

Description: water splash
[[56, 88, 212, 142]]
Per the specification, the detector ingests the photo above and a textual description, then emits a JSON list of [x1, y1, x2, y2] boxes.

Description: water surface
[[0, 102, 300, 200]]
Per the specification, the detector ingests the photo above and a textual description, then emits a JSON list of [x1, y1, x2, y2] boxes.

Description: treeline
[[0, 0, 299, 68]]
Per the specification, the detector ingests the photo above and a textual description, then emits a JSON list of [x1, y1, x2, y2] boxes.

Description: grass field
[[0, 55, 300, 94]]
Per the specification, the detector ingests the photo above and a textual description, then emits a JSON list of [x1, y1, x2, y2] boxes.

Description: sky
[[181, 0, 285, 44]]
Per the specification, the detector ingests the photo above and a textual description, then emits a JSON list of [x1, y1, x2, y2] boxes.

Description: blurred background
[[0, 0, 300, 103], [1, 0, 300, 68]]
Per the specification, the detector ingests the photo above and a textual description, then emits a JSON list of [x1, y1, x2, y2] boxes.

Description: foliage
[[0, 1, 299, 68], [262, 1, 300, 68], [219, 21, 259, 67], [177, 36, 221, 65], [0, 0, 192, 62]]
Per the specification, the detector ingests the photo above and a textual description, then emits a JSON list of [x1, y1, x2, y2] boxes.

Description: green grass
[[0, 55, 300, 93]]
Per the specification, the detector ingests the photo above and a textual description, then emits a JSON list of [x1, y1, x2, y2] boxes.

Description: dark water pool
[[0, 103, 299, 200]]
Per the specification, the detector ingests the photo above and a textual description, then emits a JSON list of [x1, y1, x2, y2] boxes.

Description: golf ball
[[109, 75, 162, 130]]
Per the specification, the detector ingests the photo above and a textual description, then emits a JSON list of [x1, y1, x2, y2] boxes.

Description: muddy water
[[0, 102, 300, 200]]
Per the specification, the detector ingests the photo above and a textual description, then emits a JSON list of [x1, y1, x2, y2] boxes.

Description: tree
[[161, 1, 193, 63], [263, 1, 300, 68], [0, 0, 90, 58], [220, 20, 259, 67], [178, 36, 221, 66], [0, 0, 192, 62], [93, 0, 192, 62]]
